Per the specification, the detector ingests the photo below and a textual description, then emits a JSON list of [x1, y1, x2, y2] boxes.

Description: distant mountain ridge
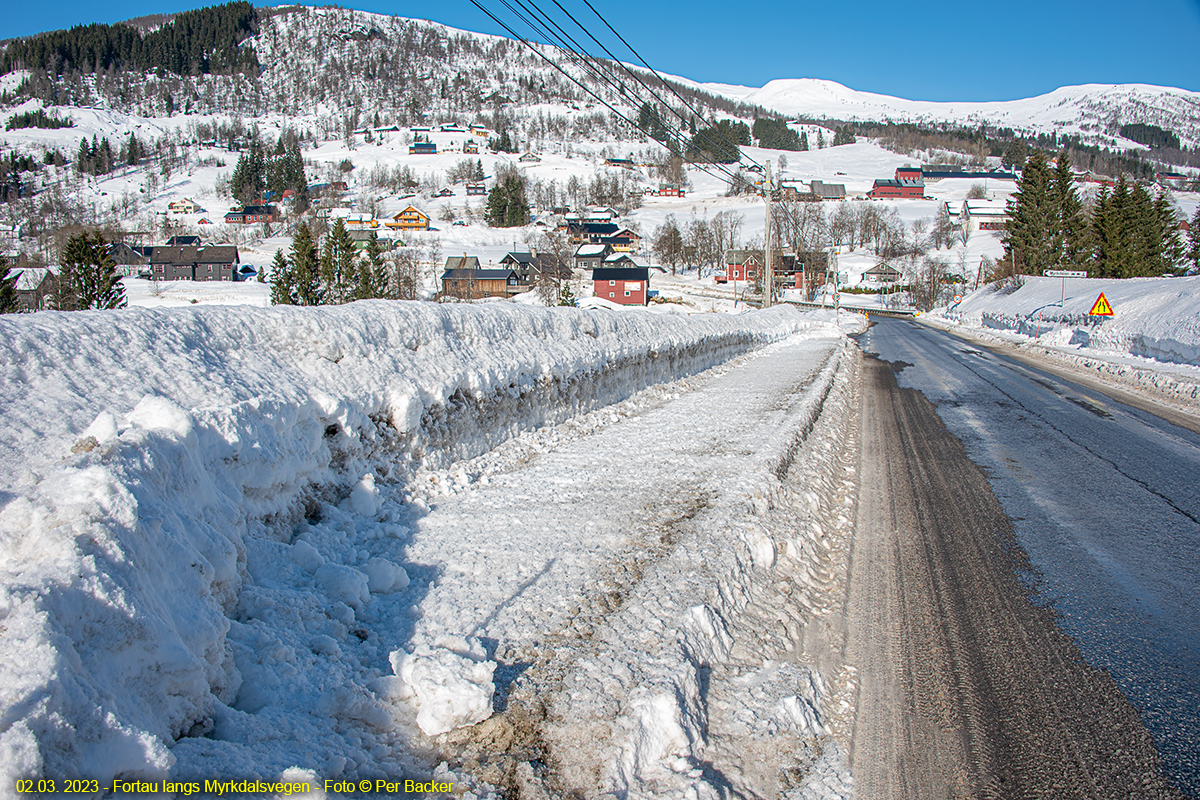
[[2, 4, 1198, 155], [694, 78, 1200, 150]]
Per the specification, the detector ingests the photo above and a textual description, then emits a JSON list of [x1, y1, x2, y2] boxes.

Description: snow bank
[[0, 300, 815, 785], [945, 276, 1200, 366], [535, 333, 861, 799], [935, 276, 1200, 405]]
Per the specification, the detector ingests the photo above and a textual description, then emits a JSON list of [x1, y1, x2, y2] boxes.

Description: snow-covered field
[[0, 300, 867, 797]]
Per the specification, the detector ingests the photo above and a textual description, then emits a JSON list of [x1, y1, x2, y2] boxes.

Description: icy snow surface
[[0, 301, 860, 798]]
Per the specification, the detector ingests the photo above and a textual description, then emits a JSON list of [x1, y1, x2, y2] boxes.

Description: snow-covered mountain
[[696, 78, 1200, 150], [5, 5, 1199, 153]]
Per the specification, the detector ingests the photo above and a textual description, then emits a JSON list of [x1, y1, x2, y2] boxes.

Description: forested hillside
[[1, 4, 762, 140], [1, 2, 259, 77]]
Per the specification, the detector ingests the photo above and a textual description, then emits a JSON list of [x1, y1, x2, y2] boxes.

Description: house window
[[609, 292, 615, 298], [624, 290, 631, 296], [609, 280, 616, 286]]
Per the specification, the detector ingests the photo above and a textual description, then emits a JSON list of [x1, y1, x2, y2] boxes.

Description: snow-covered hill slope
[[697, 78, 1200, 149], [6, 5, 1198, 153]]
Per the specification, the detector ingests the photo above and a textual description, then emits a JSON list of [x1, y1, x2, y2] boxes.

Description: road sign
[[1045, 270, 1088, 278], [952, 294, 963, 304], [1089, 292, 1114, 316]]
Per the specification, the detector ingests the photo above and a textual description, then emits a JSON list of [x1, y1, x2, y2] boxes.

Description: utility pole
[[763, 161, 773, 308]]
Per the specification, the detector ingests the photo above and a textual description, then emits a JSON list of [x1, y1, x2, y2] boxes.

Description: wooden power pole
[[764, 161, 773, 309]]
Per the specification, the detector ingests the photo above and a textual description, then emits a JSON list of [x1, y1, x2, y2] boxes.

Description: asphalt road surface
[[848, 316, 1199, 799]]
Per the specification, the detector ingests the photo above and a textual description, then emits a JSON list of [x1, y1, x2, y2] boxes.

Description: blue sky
[[2, 0, 1199, 101]]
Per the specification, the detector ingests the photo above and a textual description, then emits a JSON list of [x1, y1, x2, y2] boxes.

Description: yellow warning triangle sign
[[1089, 292, 1114, 316]]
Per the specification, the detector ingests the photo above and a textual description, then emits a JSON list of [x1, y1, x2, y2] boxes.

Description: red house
[[592, 266, 649, 306], [224, 204, 279, 224], [867, 167, 926, 199], [725, 249, 762, 282], [867, 178, 925, 199]]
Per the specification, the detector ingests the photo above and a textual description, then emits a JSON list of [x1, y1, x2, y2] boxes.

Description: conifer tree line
[[2, 2, 259, 78], [1003, 150, 1192, 279], [5, 109, 74, 131], [230, 139, 307, 204], [269, 220, 392, 306], [0, 231, 127, 313], [751, 118, 803, 151]]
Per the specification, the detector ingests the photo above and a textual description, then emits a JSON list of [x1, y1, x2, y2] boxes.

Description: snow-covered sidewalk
[[0, 301, 858, 798]]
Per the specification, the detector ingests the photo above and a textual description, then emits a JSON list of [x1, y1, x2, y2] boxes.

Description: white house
[[961, 199, 1008, 235]]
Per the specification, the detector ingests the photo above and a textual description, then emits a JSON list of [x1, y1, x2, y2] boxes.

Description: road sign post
[[1044, 269, 1087, 310]]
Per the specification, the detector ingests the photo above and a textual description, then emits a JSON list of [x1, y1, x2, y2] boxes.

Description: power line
[[552, 0, 764, 171], [495, 0, 701, 165], [500, 0, 746, 183], [465, 0, 750, 186]]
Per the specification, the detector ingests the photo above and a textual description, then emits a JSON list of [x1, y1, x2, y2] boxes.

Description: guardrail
[[780, 298, 918, 318]]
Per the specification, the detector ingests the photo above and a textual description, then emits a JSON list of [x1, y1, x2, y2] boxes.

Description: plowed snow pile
[[0, 301, 860, 798], [938, 275, 1200, 405]]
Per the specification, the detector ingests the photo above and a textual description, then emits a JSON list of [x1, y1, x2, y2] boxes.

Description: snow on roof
[[11, 265, 59, 291], [576, 244, 609, 257], [603, 253, 640, 265], [963, 199, 1008, 215]]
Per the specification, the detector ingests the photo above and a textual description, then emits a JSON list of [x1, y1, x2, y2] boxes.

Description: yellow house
[[385, 206, 431, 231], [344, 212, 379, 229]]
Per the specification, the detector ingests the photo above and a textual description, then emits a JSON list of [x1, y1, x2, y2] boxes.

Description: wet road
[[859, 317, 1200, 797]]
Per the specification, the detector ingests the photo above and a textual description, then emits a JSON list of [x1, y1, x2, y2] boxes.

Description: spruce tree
[[1188, 207, 1200, 273], [800, 131, 809, 152], [1092, 177, 1134, 278], [1153, 191, 1183, 274], [76, 137, 91, 175], [0, 266, 19, 313], [360, 234, 390, 299], [1127, 183, 1157, 277], [320, 218, 356, 303], [61, 232, 125, 309], [289, 223, 322, 306], [1051, 151, 1087, 267], [558, 280, 576, 307], [268, 250, 295, 305], [1003, 150, 1055, 274]]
